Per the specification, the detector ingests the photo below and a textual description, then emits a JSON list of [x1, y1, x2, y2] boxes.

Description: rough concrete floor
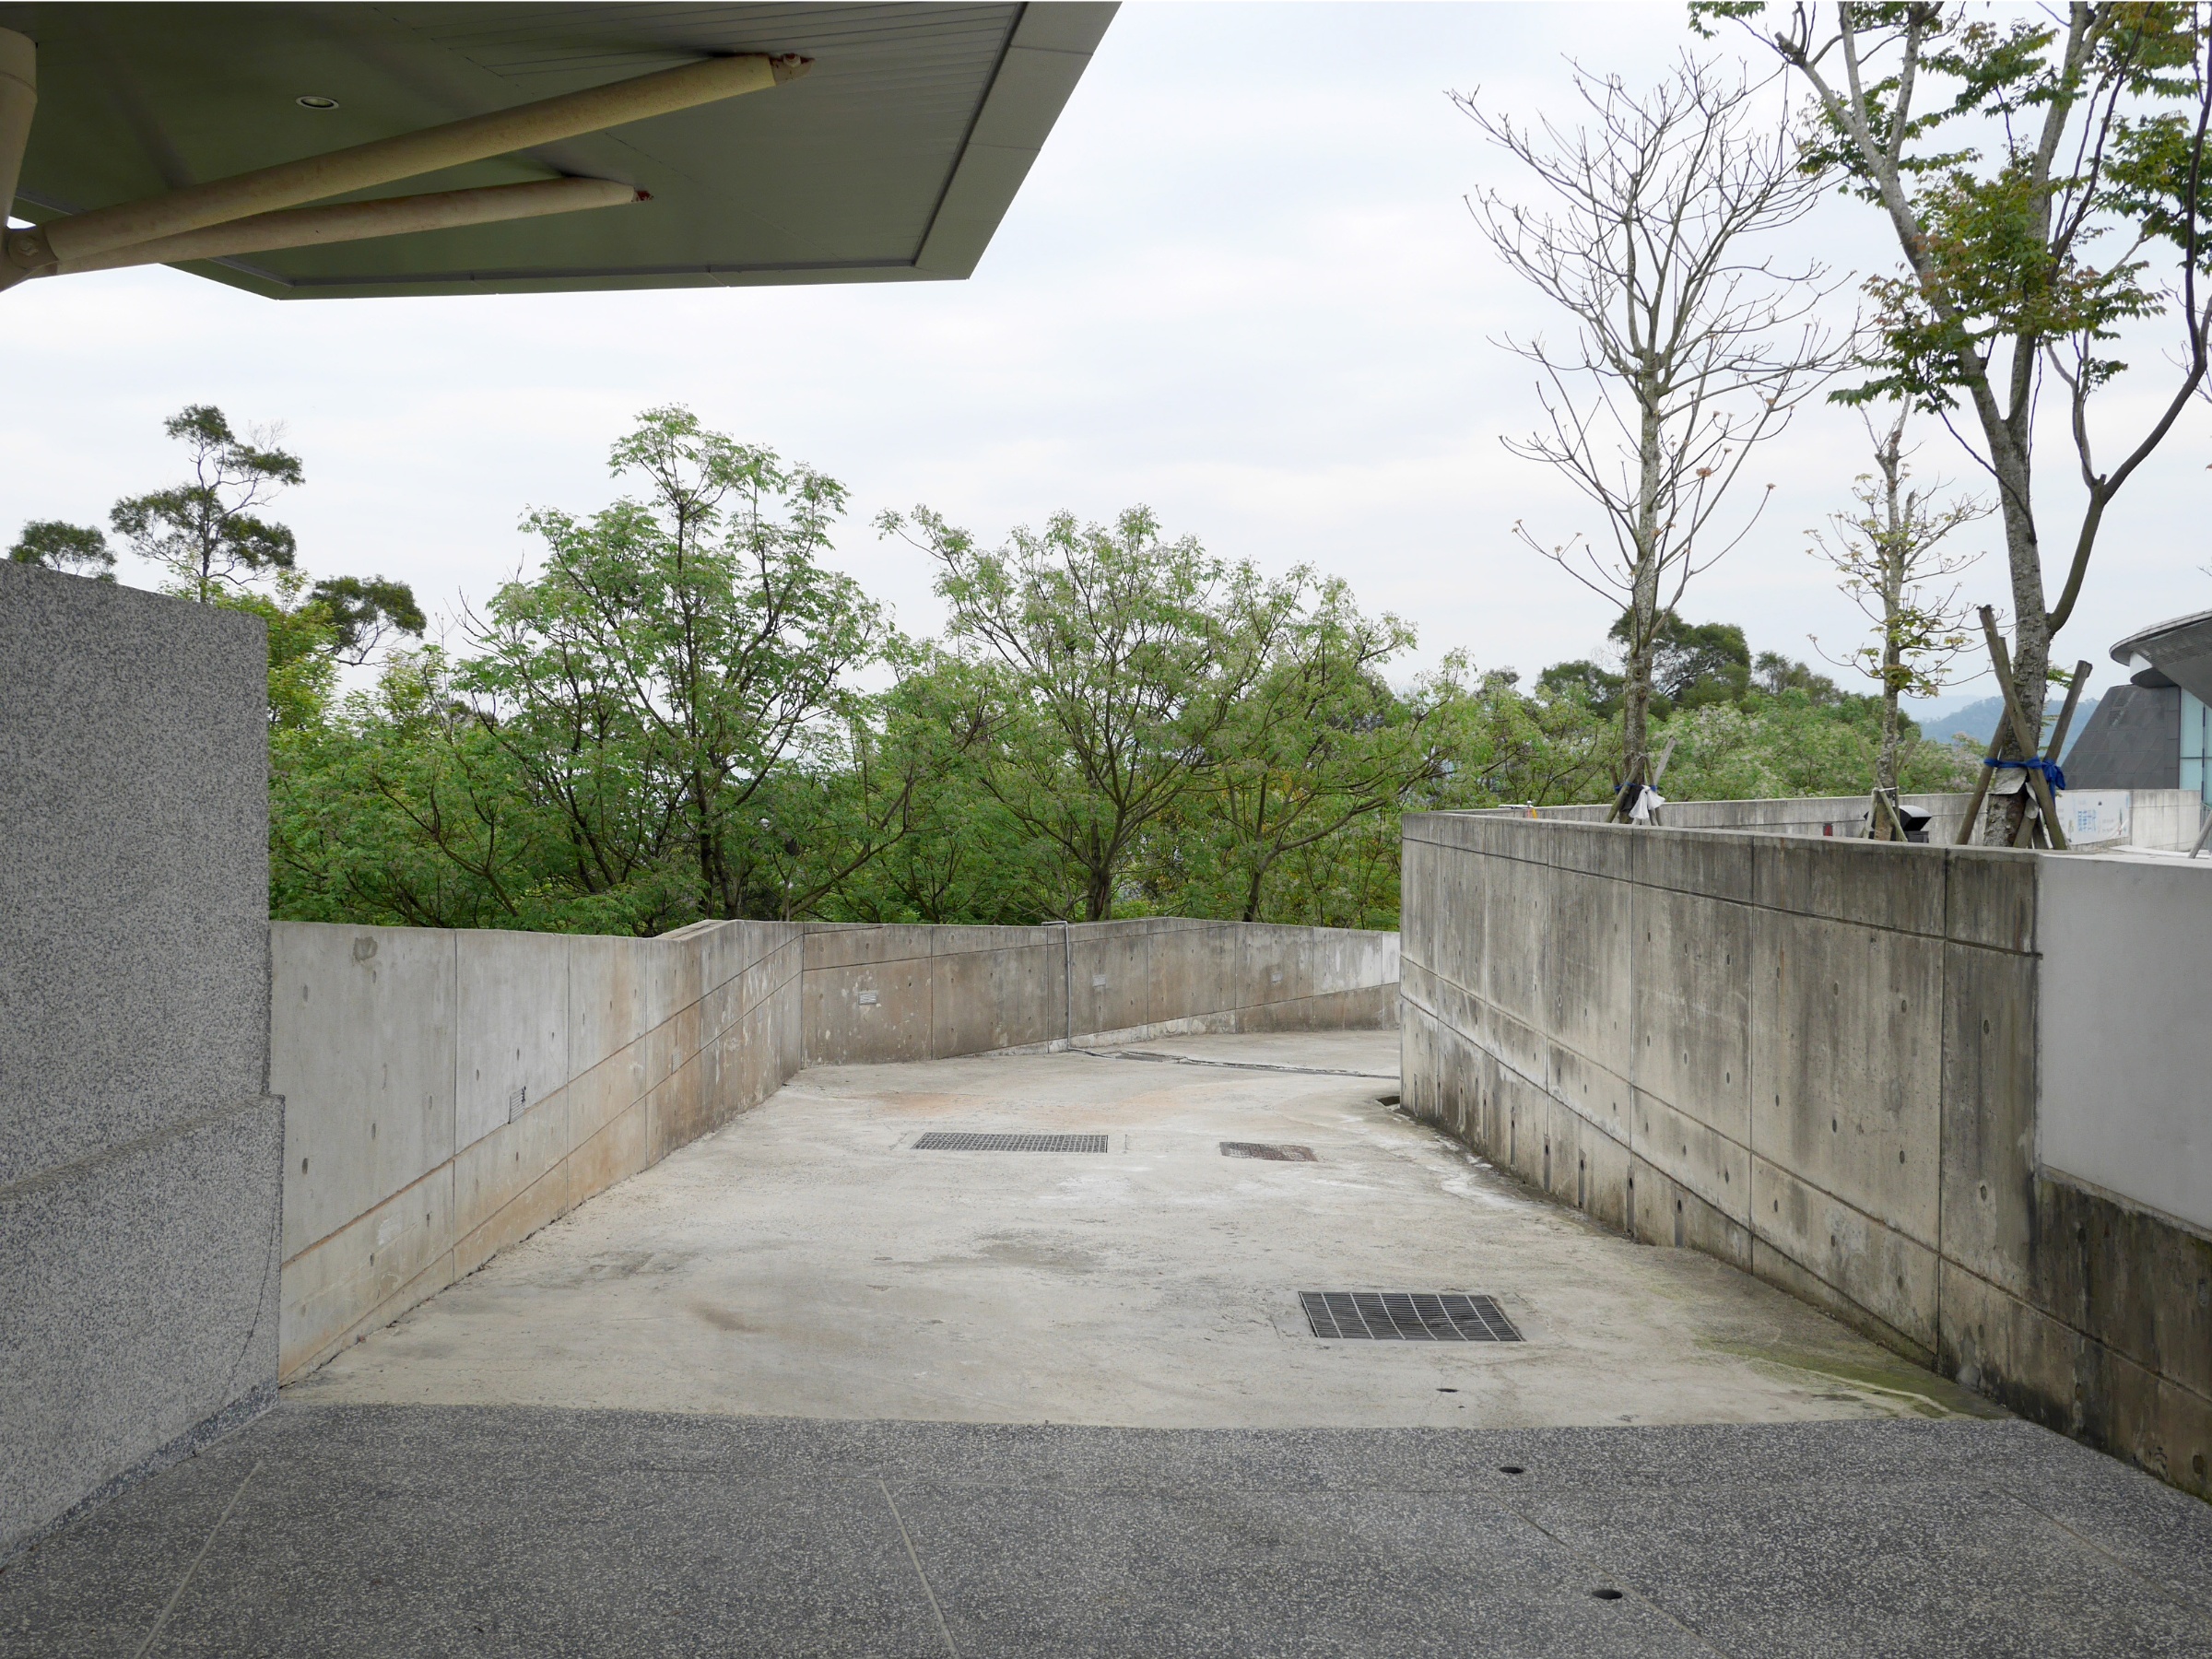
[[289, 1030, 1990, 1429], [11, 1031, 2212, 1657]]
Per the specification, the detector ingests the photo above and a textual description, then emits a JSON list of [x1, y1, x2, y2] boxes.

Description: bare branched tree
[[1457, 54, 1841, 798], [1807, 406, 1989, 791]]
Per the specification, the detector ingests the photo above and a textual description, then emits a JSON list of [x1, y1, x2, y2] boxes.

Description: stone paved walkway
[[6, 1031, 2208, 1656]]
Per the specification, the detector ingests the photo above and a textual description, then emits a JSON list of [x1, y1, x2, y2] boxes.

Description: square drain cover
[[1300, 1291, 1524, 1342], [912, 1132, 1108, 1153], [1220, 1141, 1317, 1162]]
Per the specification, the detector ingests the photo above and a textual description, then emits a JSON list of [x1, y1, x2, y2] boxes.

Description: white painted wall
[[2038, 855, 2212, 1231]]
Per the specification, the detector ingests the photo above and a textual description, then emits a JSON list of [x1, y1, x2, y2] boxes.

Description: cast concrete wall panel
[[272, 924, 457, 1262], [276, 919, 804, 1383], [455, 930, 567, 1153], [569, 935, 651, 1077], [1748, 912, 1943, 1247], [1630, 885, 1751, 1146], [933, 937, 1060, 1055], [1938, 942, 2039, 1299]]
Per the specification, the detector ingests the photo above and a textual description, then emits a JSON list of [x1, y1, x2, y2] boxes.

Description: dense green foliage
[[17, 406, 1980, 935]]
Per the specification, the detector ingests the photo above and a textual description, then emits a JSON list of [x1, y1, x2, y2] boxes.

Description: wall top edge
[[1401, 810, 2042, 865]]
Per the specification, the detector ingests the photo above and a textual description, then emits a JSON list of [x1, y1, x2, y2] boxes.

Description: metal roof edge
[[2111, 608, 2212, 666], [912, 1, 1114, 279], [189, 259, 941, 301]]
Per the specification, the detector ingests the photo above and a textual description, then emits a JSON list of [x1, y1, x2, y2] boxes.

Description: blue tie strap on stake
[[1983, 755, 2066, 793]]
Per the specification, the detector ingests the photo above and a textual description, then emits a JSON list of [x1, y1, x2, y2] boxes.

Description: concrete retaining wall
[[1400, 811, 2212, 1501], [276, 913, 1396, 1382], [1, 568, 282, 1559], [802, 917, 1399, 1065], [273, 919, 804, 1382]]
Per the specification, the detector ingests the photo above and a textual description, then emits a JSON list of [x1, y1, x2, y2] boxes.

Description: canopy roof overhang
[[2112, 609, 2212, 704], [0, 2, 1112, 300]]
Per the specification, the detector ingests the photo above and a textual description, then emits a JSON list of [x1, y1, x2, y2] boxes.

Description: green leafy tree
[[110, 406, 304, 602], [1430, 659, 1624, 806], [884, 503, 1278, 922], [9, 519, 113, 578], [1202, 574, 1437, 921], [311, 574, 429, 666], [1613, 608, 1753, 712], [821, 651, 1065, 924], [448, 406, 903, 928], [1713, 2, 2212, 834], [1659, 683, 1976, 800], [1535, 657, 1625, 715]]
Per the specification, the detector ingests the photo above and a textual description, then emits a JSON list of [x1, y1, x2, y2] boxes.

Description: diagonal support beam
[[3, 50, 808, 286], [53, 175, 644, 275], [0, 29, 33, 226]]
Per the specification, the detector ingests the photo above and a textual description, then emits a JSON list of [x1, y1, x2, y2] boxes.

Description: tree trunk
[[1877, 664, 1902, 796], [1989, 456, 2049, 844], [1620, 383, 1665, 789]]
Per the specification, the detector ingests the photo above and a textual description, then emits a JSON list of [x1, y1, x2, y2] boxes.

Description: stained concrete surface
[[286, 1030, 1987, 1429], [10, 1030, 2211, 1656]]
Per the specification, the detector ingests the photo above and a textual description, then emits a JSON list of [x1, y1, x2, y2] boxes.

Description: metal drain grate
[[1300, 1291, 1524, 1341], [1220, 1141, 1317, 1162], [912, 1132, 1109, 1153]]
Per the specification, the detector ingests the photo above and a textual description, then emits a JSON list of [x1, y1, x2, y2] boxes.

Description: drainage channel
[[1080, 1049, 1398, 1079], [911, 1131, 1109, 1153], [1300, 1290, 1524, 1342]]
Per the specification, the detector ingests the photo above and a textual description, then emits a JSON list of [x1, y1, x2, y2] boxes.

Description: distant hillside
[[1915, 695, 2100, 759]]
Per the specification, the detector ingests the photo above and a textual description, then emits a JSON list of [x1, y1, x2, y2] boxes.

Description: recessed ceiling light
[[296, 95, 339, 111]]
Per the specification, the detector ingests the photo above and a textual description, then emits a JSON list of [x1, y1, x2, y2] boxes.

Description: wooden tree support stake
[[1976, 606, 2067, 851]]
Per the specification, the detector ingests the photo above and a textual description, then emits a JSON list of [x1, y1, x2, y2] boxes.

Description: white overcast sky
[[7, 2, 2209, 709]]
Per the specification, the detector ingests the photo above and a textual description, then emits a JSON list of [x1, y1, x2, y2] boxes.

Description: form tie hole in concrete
[[1591, 1589, 1626, 1602]]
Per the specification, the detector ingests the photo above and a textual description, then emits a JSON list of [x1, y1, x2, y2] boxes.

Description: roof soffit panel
[[1, 2, 1112, 299]]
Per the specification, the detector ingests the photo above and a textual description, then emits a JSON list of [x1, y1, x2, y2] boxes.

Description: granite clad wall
[[0, 567, 282, 1559], [272, 919, 804, 1381], [1399, 810, 2212, 1501]]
